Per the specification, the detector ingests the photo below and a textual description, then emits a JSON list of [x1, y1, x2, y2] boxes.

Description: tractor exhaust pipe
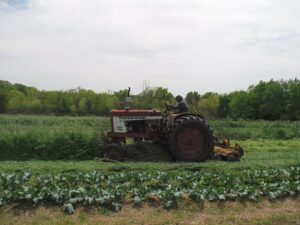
[[124, 87, 131, 110]]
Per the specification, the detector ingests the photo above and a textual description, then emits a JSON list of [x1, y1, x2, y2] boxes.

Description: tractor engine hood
[[110, 109, 163, 117]]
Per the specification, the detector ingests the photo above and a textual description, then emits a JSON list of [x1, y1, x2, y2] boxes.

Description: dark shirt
[[170, 100, 189, 113]]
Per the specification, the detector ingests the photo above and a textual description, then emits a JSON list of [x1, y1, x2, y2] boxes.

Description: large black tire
[[168, 115, 214, 161]]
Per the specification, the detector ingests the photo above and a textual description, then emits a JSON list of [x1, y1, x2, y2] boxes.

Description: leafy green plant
[[0, 167, 299, 214]]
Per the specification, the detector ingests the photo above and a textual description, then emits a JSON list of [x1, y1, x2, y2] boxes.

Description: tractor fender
[[173, 113, 204, 121]]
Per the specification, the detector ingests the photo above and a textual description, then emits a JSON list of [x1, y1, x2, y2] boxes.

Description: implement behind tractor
[[104, 88, 243, 162]]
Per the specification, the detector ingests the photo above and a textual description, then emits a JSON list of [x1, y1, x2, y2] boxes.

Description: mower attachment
[[213, 139, 244, 161]]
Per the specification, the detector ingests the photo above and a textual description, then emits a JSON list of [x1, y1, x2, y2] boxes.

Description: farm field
[[0, 115, 299, 224], [0, 115, 299, 161], [0, 137, 300, 173]]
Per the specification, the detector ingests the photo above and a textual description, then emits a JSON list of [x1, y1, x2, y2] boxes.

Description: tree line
[[0, 79, 299, 120]]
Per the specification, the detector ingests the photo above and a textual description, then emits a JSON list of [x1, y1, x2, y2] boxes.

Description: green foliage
[[203, 79, 299, 120], [209, 119, 300, 140], [0, 167, 299, 213], [260, 81, 286, 120], [133, 87, 174, 111], [0, 79, 299, 120], [0, 115, 110, 160], [0, 81, 174, 115], [246, 80, 287, 120], [229, 91, 253, 119], [199, 94, 219, 118], [7, 90, 25, 113], [0, 82, 121, 116], [0, 91, 8, 113], [185, 91, 201, 113], [0, 131, 103, 160], [217, 94, 230, 118], [286, 79, 300, 120]]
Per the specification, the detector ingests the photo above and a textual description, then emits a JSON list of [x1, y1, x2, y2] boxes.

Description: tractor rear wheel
[[168, 115, 214, 161], [103, 143, 125, 162]]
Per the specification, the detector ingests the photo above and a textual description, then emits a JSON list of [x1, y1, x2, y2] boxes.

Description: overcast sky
[[0, 0, 299, 95]]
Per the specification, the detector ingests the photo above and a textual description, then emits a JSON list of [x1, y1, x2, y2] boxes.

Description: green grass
[[0, 115, 299, 170], [210, 119, 300, 140], [0, 115, 109, 160], [0, 115, 299, 139], [0, 139, 299, 174], [0, 115, 110, 134], [252, 214, 300, 225], [0, 115, 299, 160]]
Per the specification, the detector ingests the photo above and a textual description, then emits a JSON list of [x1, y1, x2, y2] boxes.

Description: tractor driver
[[166, 95, 189, 113]]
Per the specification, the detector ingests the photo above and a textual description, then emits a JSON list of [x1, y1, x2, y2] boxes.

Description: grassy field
[[0, 115, 299, 139], [0, 115, 299, 160], [0, 115, 299, 224], [0, 138, 299, 174]]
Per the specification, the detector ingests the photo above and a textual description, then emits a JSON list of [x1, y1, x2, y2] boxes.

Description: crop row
[[0, 167, 299, 213]]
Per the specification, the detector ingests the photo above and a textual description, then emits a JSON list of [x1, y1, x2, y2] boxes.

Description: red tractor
[[104, 88, 215, 162]]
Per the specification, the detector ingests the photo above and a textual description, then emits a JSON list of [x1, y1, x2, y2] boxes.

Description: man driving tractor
[[166, 95, 189, 113], [166, 95, 189, 125]]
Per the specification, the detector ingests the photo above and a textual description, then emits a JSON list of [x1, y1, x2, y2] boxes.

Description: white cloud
[[0, 0, 299, 95]]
